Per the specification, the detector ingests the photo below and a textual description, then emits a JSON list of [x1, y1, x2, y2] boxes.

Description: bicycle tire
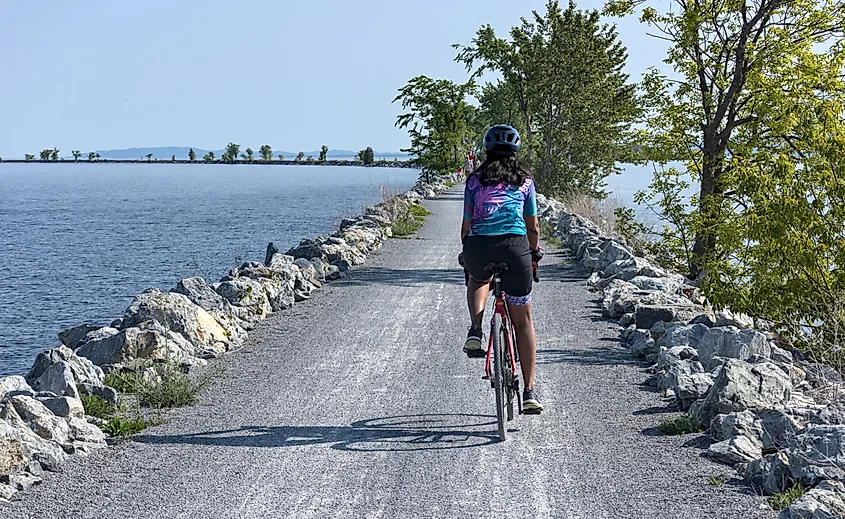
[[491, 313, 507, 441], [503, 326, 515, 421]]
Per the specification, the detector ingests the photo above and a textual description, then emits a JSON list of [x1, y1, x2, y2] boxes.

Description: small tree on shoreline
[[277, 153, 284, 162], [188, 148, 196, 161], [259, 145, 272, 161], [146, 153, 153, 162], [72, 150, 81, 161], [295, 151, 304, 162], [319, 145, 328, 162], [25, 154, 35, 161], [358, 147, 375, 164]]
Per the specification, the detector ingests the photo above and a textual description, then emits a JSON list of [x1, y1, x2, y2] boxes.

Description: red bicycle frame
[[483, 296, 519, 380]]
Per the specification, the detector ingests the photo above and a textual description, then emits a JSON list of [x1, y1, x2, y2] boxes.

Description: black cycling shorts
[[462, 234, 533, 305]]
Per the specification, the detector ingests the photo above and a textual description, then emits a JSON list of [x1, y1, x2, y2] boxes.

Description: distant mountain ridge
[[93, 147, 410, 160]]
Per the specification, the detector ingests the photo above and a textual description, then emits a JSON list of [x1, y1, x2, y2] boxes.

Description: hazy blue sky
[[0, 0, 667, 157]]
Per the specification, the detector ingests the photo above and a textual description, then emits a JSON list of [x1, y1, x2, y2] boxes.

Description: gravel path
[[3, 189, 776, 518]]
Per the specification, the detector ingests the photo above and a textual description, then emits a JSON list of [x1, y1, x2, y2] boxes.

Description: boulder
[[696, 327, 772, 370], [0, 482, 17, 501], [122, 289, 231, 355], [707, 435, 763, 464], [57, 324, 101, 348], [754, 409, 804, 451], [25, 346, 104, 390], [784, 425, 845, 486], [597, 240, 635, 271], [78, 327, 119, 346], [294, 259, 322, 287], [781, 480, 845, 519], [627, 329, 656, 358], [628, 275, 685, 294], [656, 346, 704, 391], [689, 313, 716, 327], [811, 403, 845, 426], [0, 377, 31, 401], [30, 361, 79, 399], [650, 321, 669, 340], [690, 359, 792, 424], [601, 279, 640, 318], [285, 238, 325, 261], [172, 277, 249, 342], [9, 396, 70, 444], [0, 420, 26, 474], [655, 323, 709, 351], [76, 322, 196, 366], [1, 472, 41, 491], [711, 411, 763, 443], [674, 373, 715, 410], [264, 242, 280, 266], [38, 396, 84, 419], [744, 452, 792, 494], [257, 275, 295, 312], [635, 304, 703, 329], [66, 417, 106, 445], [216, 278, 272, 322], [715, 309, 754, 328]]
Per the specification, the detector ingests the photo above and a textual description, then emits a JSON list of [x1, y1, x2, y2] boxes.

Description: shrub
[[658, 414, 704, 435], [80, 394, 116, 420], [768, 482, 805, 511], [102, 416, 151, 439]]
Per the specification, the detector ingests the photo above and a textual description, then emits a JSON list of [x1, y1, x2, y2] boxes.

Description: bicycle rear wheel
[[491, 313, 507, 441], [503, 326, 515, 422]]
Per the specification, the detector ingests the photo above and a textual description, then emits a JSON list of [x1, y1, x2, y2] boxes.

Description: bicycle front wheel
[[491, 313, 507, 441]]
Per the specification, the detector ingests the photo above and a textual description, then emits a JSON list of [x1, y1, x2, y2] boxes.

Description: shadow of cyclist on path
[[135, 413, 500, 453]]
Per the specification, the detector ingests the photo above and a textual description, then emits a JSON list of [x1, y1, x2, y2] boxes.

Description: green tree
[[319, 145, 329, 162], [295, 151, 304, 162], [357, 147, 375, 164], [88, 152, 96, 161], [605, 0, 845, 354], [245, 148, 254, 161], [51, 148, 59, 161], [305, 155, 314, 162], [146, 153, 153, 162], [223, 143, 240, 163], [259, 144, 273, 161], [394, 75, 476, 176], [458, 1, 639, 197], [39, 149, 51, 161], [188, 148, 196, 161], [605, 0, 844, 277], [171, 154, 176, 162], [203, 151, 215, 162], [72, 150, 81, 161], [25, 154, 35, 161], [277, 153, 284, 162]]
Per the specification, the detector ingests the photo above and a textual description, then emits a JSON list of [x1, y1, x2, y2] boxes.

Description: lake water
[[0, 164, 419, 376]]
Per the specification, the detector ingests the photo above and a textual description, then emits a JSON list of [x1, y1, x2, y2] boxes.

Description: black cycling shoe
[[522, 388, 544, 414], [463, 326, 486, 358]]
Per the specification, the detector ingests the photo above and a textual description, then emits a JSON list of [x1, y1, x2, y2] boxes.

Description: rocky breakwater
[[0, 174, 458, 503], [534, 193, 845, 518]]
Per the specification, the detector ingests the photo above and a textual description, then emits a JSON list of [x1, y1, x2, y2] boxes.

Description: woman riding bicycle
[[460, 124, 544, 414]]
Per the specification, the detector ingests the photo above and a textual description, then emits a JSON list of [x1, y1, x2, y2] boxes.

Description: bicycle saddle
[[484, 262, 509, 273]]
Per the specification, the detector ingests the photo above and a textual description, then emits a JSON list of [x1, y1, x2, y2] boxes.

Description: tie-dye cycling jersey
[[463, 174, 538, 236]]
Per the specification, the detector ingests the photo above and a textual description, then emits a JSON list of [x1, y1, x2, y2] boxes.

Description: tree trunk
[[691, 133, 721, 278]]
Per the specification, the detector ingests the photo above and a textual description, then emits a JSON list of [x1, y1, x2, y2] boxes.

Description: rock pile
[[0, 173, 458, 503], [535, 193, 845, 518]]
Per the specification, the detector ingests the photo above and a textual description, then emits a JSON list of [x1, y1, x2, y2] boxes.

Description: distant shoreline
[[0, 159, 417, 168]]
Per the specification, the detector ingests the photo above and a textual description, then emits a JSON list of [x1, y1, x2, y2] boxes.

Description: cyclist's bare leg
[[508, 303, 536, 389], [467, 276, 492, 327]]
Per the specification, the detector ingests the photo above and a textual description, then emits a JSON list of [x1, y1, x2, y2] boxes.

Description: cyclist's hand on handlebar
[[530, 246, 545, 263]]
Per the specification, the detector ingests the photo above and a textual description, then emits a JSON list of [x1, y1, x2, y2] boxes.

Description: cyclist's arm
[[525, 215, 540, 251], [461, 177, 474, 243], [523, 179, 540, 251]]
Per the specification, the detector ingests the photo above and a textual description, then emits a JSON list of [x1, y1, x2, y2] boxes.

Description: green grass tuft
[[658, 414, 705, 435], [136, 363, 212, 408], [101, 416, 151, 439], [708, 475, 726, 487], [104, 370, 146, 394], [408, 204, 431, 218], [768, 482, 805, 510], [80, 394, 116, 420]]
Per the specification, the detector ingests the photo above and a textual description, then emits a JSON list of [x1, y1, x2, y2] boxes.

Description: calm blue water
[[0, 164, 418, 376]]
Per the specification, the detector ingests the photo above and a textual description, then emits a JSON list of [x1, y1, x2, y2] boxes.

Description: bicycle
[[481, 261, 540, 441]]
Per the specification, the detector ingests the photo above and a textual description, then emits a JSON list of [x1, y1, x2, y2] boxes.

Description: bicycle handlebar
[[532, 262, 539, 283]]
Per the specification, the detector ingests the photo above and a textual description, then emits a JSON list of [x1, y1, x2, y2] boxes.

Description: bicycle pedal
[[522, 408, 542, 415]]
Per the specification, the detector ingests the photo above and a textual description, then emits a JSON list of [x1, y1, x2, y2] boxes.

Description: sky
[[0, 0, 668, 158]]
